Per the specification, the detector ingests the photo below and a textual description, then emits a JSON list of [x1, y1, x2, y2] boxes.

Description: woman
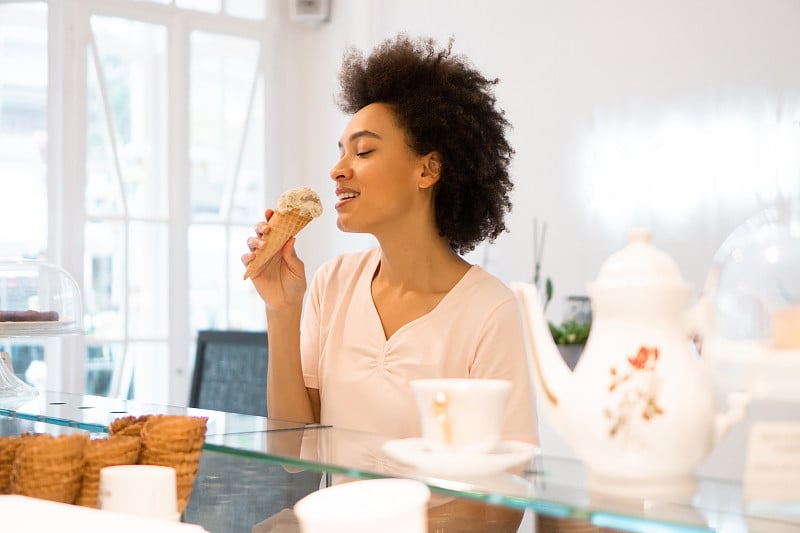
[[246, 32, 538, 533], [244, 33, 535, 445]]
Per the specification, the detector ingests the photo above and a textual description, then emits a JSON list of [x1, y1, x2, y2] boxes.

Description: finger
[[264, 208, 275, 222], [247, 236, 264, 252], [254, 221, 270, 237], [241, 251, 255, 266]]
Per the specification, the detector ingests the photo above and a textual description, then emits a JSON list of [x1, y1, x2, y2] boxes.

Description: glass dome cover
[[701, 199, 800, 398], [0, 258, 84, 337]]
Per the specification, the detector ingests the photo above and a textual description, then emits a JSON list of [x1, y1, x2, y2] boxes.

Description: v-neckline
[[366, 252, 475, 343]]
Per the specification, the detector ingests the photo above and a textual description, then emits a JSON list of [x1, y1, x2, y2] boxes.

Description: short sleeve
[[470, 298, 538, 445], [300, 267, 324, 390]]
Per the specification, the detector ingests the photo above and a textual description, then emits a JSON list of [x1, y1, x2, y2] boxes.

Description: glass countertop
[[2, 392, 799, 532]]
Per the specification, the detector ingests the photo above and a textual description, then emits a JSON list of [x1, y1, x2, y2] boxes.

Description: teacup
[[294, 478, 430, 533], [410, 378, 511, 453]]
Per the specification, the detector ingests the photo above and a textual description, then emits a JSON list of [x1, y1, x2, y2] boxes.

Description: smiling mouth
[[337, 192, 359, 201]]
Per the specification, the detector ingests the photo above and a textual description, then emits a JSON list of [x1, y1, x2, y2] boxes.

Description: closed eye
[[356, 150, 374, 157]]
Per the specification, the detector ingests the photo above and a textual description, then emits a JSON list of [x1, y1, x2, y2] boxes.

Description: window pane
[[129, 341, 169, 403], [85, 220, 126, 338], [0, 2, 48, 259], [0, 340, 45, 389], [86, 342, 121, 396], [228, 225, 266, 331], [189, 31, 260, 218], [189, 225, 226, 331], [230, 77, 265, 223], [89, 16, 168, 219], [226, 0, 265, 20], [129, 221, 168, 338], [176, 0, 220, 13]]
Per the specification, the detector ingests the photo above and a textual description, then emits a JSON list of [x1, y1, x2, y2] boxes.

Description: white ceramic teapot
[[512, 229, 750, 497]]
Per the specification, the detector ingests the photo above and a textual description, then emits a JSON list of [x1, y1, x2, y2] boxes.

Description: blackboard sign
[[189, 330, 268, 417]]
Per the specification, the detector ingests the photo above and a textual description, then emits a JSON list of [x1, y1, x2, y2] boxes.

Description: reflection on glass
[[0, 2, 48, 260]]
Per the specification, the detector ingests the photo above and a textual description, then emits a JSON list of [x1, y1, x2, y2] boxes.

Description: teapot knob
[[628, 228, 652, 243]]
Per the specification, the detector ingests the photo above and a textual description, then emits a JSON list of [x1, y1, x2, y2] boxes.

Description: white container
[[294, 478, 430, 533], [99, 465, 179, 522]]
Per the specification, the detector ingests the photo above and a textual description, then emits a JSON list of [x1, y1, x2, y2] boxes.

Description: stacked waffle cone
[[76, 435, 140, 508], [0, 413, 207, 513], [10, 433, 88, 504], [139, 414, 208, 513], [0, 434, 24, 493]]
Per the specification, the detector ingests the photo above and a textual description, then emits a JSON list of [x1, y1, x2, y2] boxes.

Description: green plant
[[548, 319, 591, 345]]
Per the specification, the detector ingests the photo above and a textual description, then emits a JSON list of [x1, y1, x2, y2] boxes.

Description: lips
[[335, 188, 360, 209]]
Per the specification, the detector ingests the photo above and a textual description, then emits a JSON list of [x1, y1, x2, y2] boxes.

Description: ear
[[418, 151, 442, 189]]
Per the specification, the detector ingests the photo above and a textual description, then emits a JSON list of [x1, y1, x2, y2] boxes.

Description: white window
[[1, 0, 274, 405]]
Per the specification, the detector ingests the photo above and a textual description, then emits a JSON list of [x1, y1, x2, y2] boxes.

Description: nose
[[330, 157, 351, 181]]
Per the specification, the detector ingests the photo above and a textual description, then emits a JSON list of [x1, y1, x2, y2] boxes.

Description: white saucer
[[382, 438, 539, 478]]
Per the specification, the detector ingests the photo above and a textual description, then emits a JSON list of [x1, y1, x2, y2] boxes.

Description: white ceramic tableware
[[410, 378, 511, 453], [294, 478, 430, 533], [98, 464, 179, 522]]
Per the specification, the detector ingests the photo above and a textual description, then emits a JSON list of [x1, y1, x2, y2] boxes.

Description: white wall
[[281, 0, 800, 322], [273, 0, 800, 462]]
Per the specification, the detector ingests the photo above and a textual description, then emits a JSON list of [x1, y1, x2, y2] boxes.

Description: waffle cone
[[0, 435, 24, 494], [109, 414, 152, 438], [243, 209, 313, 280], [139, 415, 207, 513], [77, 435, 141, 508], [10, 433, 87, 504]]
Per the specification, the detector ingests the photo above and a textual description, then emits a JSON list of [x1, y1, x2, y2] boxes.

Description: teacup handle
[[433, 391, 452, 446]]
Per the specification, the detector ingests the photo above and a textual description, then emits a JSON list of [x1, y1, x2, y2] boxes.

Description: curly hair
[[336, 34, 514, 254]]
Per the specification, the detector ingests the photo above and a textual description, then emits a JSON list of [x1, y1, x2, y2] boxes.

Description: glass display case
[[1, 392, 799, 533], [699, 200, 800, 399], [0, 259, 84, 400]]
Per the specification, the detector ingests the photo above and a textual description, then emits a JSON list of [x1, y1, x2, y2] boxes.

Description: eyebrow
[[338, 129, 382, 150]]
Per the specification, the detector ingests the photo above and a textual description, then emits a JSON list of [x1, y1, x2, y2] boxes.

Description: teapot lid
[[592, 229, 688, 289]]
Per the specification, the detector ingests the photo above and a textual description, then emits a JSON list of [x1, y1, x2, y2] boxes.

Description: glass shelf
[[2, 392, 799, 532], [0, 390, 319, 435]]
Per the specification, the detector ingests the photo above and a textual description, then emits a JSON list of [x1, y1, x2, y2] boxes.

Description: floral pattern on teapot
[[605, 345, 664, 440]]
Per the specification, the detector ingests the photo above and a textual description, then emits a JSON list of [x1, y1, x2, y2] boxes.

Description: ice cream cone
[[243, 209, 313, 280], [243, 186, 322, 280]]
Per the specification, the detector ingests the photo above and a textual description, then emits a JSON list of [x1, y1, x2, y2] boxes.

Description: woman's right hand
[[242, 209, 308, 310]]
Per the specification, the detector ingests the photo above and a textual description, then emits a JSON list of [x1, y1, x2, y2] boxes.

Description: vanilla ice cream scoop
[[243, 186, 323, 280]]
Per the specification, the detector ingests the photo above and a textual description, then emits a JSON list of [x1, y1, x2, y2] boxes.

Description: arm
[[243, 212, 319, 424]]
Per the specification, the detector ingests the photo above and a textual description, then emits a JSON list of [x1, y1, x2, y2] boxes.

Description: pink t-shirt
[[301, 247, 538, 443]]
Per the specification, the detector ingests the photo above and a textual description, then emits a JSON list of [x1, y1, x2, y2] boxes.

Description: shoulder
[[457, 266, 517, 310]]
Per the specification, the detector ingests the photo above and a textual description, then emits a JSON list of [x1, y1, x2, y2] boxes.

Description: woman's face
[[330, 102, 435, 235]]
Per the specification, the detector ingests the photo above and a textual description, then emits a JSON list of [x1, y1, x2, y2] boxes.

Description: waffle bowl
[[10, 433, 88, 504], [77, 435, 141, 508]]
